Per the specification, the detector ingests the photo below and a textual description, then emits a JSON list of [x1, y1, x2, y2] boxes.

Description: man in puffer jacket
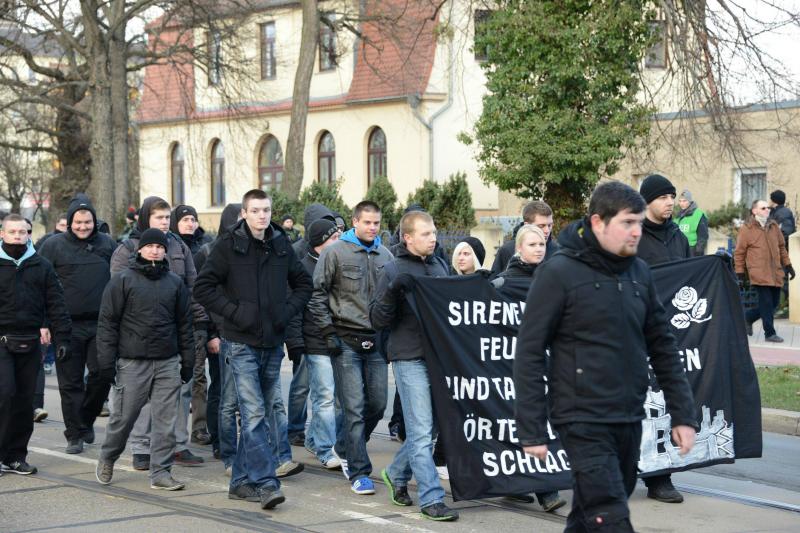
[[95, 229, 194, 491]]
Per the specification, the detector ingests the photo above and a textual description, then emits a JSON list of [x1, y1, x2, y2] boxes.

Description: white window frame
[[733, 167, 767, 205]]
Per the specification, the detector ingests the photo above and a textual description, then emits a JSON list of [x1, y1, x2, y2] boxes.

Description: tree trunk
[[284, 0, 319, 199], [51, 102, 91, 218], [110, 0, 130, 215]]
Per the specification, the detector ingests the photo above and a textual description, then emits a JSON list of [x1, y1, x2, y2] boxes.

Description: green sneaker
[[381, 468, 412, 506]]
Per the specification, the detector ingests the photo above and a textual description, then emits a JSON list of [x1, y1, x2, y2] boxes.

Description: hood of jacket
[[0, 239, 36, 266], [136, 196, 168, 233], [66, 193, 98, 239], [340, 228, 382, 252], [678, 202, 698, 219], [303, 203, 336, 228], [503, 255, 538, 277], [216, 203, 242, 236], [557, 218, 637, 276], [230, 218, 288, 254]]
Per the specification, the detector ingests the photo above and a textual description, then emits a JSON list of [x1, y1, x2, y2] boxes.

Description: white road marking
[[340, 510, 434, 532]]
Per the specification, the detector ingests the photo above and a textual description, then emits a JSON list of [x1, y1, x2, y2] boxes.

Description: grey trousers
[[101, 357, 180, 481], [130, 363, 191, 455]]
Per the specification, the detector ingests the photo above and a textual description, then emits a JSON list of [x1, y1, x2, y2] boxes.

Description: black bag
[[338, 331, 378, 354], [1, 334, 40, 354]]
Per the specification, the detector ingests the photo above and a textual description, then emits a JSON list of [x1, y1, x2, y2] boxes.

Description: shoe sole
[[1, 467, 37, 475], [261, 494, 286, 510], [351, 485, 376, 495], [132, 464, 150, 471], [647, 494, 684, 504], [65, 447, 84, 455], [151, 482, 186, 491], [228, 493, 260, 502], [276, 463, 304, 478], [381, 469, 411, 506], [322, 461, 342, 470], [421, 513, 458, 521], [33, 412, 48, 422], [542, 500, 567, 513]]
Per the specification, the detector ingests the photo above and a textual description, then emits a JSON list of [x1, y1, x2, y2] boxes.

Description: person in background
[[452, 236, 486, 275], [35, 215, 67, 380], [676, 189, 708, 257], [735, 199, 795, 343], [117, 209, 137, 243], [491, 201, 557, 275], [281, 215, 302, 244], [768, 189, 796, 310], [34, 213, 67, 249], [24, 216, 52, 424]]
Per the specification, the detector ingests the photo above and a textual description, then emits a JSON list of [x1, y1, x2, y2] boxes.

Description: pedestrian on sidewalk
[[95, 229, 194, 490], [194, 189, 312, 510], [514, 181, 698, 532], [0, 213, 71, 477], [39, 194, 116, 454], [735, 199, 795, 343]]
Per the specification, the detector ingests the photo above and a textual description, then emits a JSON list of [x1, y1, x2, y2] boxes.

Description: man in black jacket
[[0, 213, 71, 476], [514, 182, 697, 532], [95, 229, 194, 491], [194, 189, 312, 510], [34, 213, 67, 249], [769, 189, 796, 248], [39, 194, 116, 454], [637, 174, 692, 503], [637, 174, 691, 266], [491, 201, 558, 276], [370, 210, 458, 522]]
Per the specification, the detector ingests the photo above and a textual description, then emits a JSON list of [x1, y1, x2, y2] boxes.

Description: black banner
[[410, 255, 761, 501]]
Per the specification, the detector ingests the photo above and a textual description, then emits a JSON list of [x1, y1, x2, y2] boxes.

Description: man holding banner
[[514, 182, 698, 532]]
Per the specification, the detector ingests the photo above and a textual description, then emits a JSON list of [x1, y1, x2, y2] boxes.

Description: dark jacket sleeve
[[643, 272, 698, 429], [284, 247, 313, 325], [284, 307, 305, 352], [179, 239, 208, 325], [512, 263, 566, 446], [695, 215, 709, 255], [43, 260, 71, 347], [490, 242, 510, 276], [369, 265, 398, 331], [96, 275, 125, 372], [194, 240, 239, 322], [175, 282, 195, 369], [308, 247, 337, 336], [110, 242, 132, 274]]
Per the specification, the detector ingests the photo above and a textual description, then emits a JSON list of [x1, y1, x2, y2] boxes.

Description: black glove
[[287, 346, 304, 364], [786, 265, 796, 280], [98, 367, 116, 385], [736, 272, 747, 283], [326, 334, 343, 357], [56, 344, 71, 363], [180, 366, 193, 384], [389, 273, 416, 294]]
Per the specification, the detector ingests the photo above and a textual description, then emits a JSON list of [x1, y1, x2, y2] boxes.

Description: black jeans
[[55, 321, 109, 440], [0, 340, 41, 463], [746, 285, 781, 337], [556, 422, 641, 533], [206, 351, 221, 450]]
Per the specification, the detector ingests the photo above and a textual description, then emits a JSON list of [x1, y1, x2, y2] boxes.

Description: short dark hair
[[588, 181, 645, 224], [150, 200, 171, 213], [2, 213, 24, 227], [400, 210, 433, 239], [522, 201, 552, 223], [353, 200, 381, 220], [58, 213, 68, 222], [242, 189, 271, 210]]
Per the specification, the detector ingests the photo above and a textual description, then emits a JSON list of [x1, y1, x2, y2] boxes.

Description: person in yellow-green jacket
[[677, 189, 709, 256]]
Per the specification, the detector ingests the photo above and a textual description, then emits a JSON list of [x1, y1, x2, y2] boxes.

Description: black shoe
[[132, 454, 150, 471], [289, 433, 306, 447], [388, 423, 400, 441], [258, 487, 286, 510], [174, 449, 204, 466], [646, 479, 684, 503], [229, 483, 260, 502], [1, 460, 38, 475], [765, 334, 784, 343], [421, 502, 459, 521], [538, 491, 567, 512], [381, 469, 413, 506], [191, 429, 212, 445], [505, 494, 535, 503], [81, 429, 95, 444], [65, 439, 84, 454], [213, 448, 221, 460]]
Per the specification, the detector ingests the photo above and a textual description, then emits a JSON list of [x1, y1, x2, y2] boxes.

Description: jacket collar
[[0, 240, 36, 266], [231, 219, 286, 256], [340, 228, 382, 253]]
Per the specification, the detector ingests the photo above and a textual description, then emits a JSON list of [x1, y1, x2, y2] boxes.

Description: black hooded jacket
[[285, 250, 330, 355], [96, 257, 193, 372], [497, 255, 538, 279], [39, 194, 116, 321], [770, 204, 796, 246], [170, 205, 214, 255], [194, 219, 313, 348], [637, 217, 691, 266], [513, 219, 697, 446], [292, 203, 337, 259]]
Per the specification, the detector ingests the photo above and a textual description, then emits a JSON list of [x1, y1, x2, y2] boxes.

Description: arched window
[[171, 143, 185, 206], [210, 140, 225, 206], [258, 135, 284, 191], [367, 127, 386, 186], [318, 131, 335, 184]]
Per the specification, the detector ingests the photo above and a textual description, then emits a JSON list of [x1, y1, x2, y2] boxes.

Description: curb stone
[[761, 407, 800, 436]]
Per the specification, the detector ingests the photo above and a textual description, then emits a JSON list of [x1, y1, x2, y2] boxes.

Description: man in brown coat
[[735, 199, 795, 342]]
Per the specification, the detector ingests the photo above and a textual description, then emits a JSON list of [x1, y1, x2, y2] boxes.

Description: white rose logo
[[670, 286, 712, 329]]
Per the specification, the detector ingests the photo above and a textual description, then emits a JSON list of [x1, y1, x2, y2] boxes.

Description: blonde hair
[[515, 224, 546, 251], [452, 241, 482, 275]]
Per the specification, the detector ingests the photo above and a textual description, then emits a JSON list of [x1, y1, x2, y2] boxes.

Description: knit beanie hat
[[679, 189, 693, 202], [770, 190, 786, 205], [138, 228, 168, 251], [308, 219, 338, 248], [459, 236, 486, 266], [173, 205, 198, 223], [639, 174, 676, 204]]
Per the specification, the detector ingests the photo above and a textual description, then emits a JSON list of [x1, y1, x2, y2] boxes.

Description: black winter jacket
[[39, 196, 116, 321], [637, 218, 691, 266], [770, 205, 796, 246], [285, 251, 330, 355], [292, 203, 337, 259], [0, 241, 71, 346], [369, 244, 449, 362], [497, 255, 538, 279], [96, 258, 193, 372], [491, 235, 558, 276], [513, 219, 697, 446], [194, 220, 312, 349]]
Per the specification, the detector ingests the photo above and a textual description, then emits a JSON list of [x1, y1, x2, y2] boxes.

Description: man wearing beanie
[[676, 190, 709, 257], [637, 174, 690, 504], [95, 228, 194, 491], [285, 218, 342, 469], [39, 194, 117, 454], [769, 190, 796, 249], [281, 214, 302, 243]]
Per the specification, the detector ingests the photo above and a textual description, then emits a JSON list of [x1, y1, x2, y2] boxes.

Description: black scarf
[[578, 218, 637, 276], [135, 256, 170, 280], [643, 217, 671, 241], [2, 242, 27, 260]]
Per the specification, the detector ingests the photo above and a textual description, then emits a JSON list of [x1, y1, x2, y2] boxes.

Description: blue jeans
[[268, 365, 291, 466], [331, 346, 387, 480], [218, 340, 239, 468], [227, 342, 285, 490], [386, 359, 444, 508], [305, 354, 339, 462], [287, 356, 309, 439]]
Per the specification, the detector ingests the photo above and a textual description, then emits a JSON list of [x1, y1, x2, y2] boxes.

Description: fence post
[[789, 232, 800, 324]]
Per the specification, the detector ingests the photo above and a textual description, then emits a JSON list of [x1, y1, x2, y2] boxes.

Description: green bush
[[430, 172, 475, 230], [270, 189, 300, 223], [405, 180, 440, 212], [298, 180, 351, 222], [365, 176, 401, 232], [706, 201, 747, 231]]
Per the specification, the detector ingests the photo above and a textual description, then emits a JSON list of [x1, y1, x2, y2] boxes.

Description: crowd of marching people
[[0, 174, 794, 529]]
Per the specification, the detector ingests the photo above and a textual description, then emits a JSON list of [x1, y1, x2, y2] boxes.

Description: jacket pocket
[[233, 301, 260, 332], [340, 264, 363, 292]]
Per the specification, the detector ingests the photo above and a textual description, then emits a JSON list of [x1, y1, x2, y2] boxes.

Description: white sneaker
[[224, 465, 232, 477], [436, 466, 450, 480], [332, 450, 349, 479], [33, 408, 48, 422], [321, 455, 341, 470]]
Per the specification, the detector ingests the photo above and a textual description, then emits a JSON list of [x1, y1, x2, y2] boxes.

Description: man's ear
[[589, 214, 604, 233]]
